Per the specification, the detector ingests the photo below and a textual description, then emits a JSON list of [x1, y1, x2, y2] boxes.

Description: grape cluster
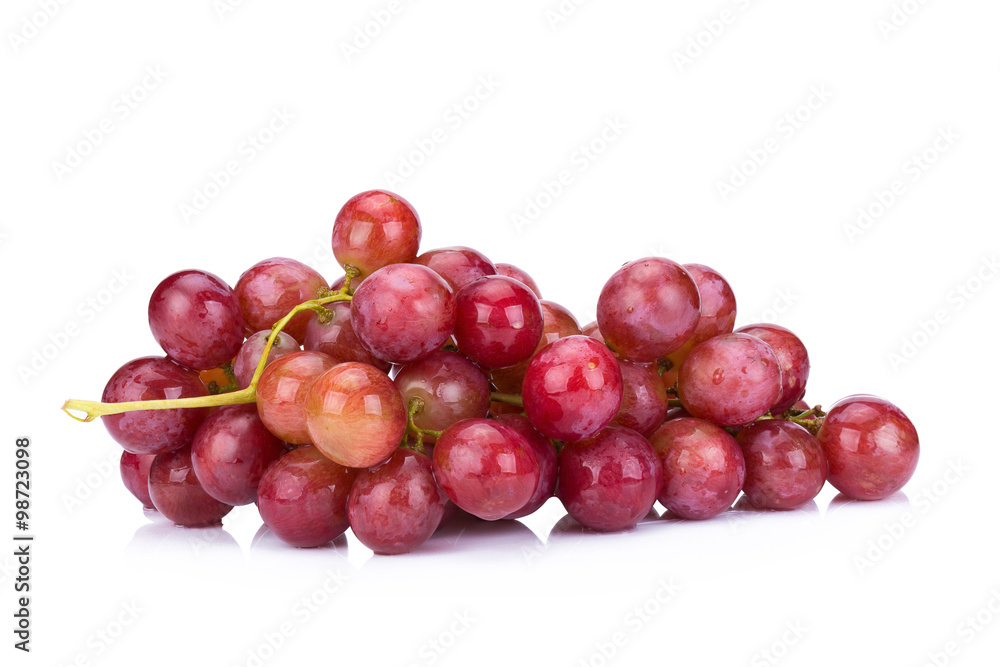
[[72, 189, 920, 555]]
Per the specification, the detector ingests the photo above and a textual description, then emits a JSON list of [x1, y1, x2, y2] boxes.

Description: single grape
[[120, 452, 156, 509], [332, 189, 421, 278], [816, 395, 919, 500], [494, 263, 542, 298], [303, 301, 390, 372], [232, 330, 300, 389], [393, 350, 490, 442], [735, 324, 810, 413], [234, 257, 328, 342], [650, 417, 746, 520], [351, 263, 456, 364], [347, 449, 446, 555], [557, 425, 662, 532], [148, 445, 234, 526], [522, 335, 623, 442], [148, 269, 245, 370], [737, 420, 828, 510], [661, 263, 738, 367], [305, 362, 407, 468], [190, 404, 287, 506], [489, 300, 582, 394], [611, 358, 669, 438], [415, 246, 496, 292], [431, 418, 539, 521], [596, 257, 701, 361], [102, 356, 210, 455], [494, 414, 558, 520], [255, 350, 338, 444], [257, 446, 357, 547], [453, 275, 544, 368], [677, 333, 782, 427]]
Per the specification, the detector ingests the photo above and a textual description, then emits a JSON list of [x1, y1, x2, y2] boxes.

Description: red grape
[[415, 246, 496, 291], [489, 299, 582, 394], [257, 446, 357, 547], [148, 445, 234, 526], [650, 418, 745, 520], [120, 451, 156, 509], [453, 275, 543, 368], [305, 362, 407, 468], [816, 395, 919, 500], [191, 404, 286, 506], [347, 449, 446, 554], [557, 425, 662, 531], [332, 189, 421, 278], [494, 263, 542, 298], [677, 333, 782, 427], [351, 263, 456, 364], [611, 359, 669, 438], [596, 257, 701, 361], [234, 257, 328, 342], [148, 270, 245, 370], [494, 414, 558, 520], [393, 350, 491, 442], [522, 335, 623, 442], [255, 350, 338, 444], [102, 356, 210, 455], [662, 263, 737, 364], [735, 324, 810, 413], [303, 301, 390, 372], [431, 418, 539, 521], [233, 330, 300, 389], [737, 420, 827, 510]]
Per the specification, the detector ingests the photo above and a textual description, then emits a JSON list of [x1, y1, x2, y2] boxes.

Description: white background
[[2, 1, 999, 666]]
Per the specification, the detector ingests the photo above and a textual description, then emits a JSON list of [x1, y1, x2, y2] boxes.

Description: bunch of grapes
[[65, 189, 920, 555]]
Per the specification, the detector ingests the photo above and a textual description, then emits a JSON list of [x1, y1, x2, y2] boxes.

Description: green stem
[[401, 397, 443, 456], [61, 277, 358, 423], [490, 392, 523, 408]]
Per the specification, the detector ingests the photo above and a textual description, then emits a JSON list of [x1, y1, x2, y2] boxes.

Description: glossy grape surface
[[347, 449, 446, 555], [523, 335, 623, 442], [650, 418, 745, 520], [102, 356, 210, 455], [120, 451, 156, 509], [305, 362, 407, 468], [190, 404, 286, 506], [351, 263, 456, 364], [255, 351, 338, 444], [332, 189, 421, 278], [257, 446, 357, 547], [431, 418, 539, 521], [737, 420, 828, 510], [677, 333, 782, 427], [494, 263, 542, 298], [816, 395, 919, 500], [233, 330, 300, 389], [148, 445, 234, 526], [494, 414, 559, 520], [234, 257, 327, 342], [148, 269, 245, 370], [596, 257, 701, 361], [415, 246, 496, 291], [736, 324, 810, 413], [489, 300, 582, 394], [558, 425, 662, 532], [663, 263, 738, 364], [612, 359, 669, 438], [303, 301, 390, 372], [453, 275, 544, 369], [393, 350, 490, 441]]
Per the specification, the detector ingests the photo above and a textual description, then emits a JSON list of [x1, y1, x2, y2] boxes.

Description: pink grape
[[522, 335, 623, 442], [596, 257, 701, 362], [233, 330, 300, 389], [255, 351, 338, 444], [453, 275, 544, 368], [305, 362, 407, 468], [494, 414, 558, 520], [234, 257, 328, 342], [737, 420, 828, 510], [489, 299, 583, 394], [332, 189, 421, 278], [148, 445, 234, 526], [148, 269, 245, 370], [303, 300, 390, 372], [494, 263, 542, 298], [120, 452, 156, 509], [611, 359, 669, 438], [393, 350, 491, 442], [736, 323, 810, 413], [415, 246, 496, 291]]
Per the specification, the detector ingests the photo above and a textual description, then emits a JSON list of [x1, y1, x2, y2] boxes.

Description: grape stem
[[490, 392, 523, 408], [61, 267, 360, 423], [401, 396, 443, 455]]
